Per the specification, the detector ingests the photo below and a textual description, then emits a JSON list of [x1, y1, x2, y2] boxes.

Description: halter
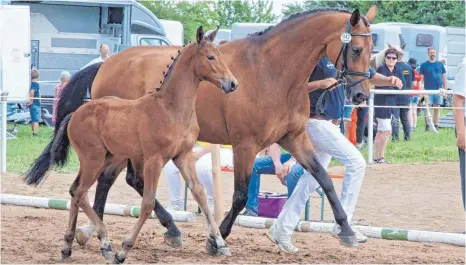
[[315, 19, 372, 114]]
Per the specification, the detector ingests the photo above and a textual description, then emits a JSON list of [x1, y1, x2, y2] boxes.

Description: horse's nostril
[[231, 81, 237, 90]]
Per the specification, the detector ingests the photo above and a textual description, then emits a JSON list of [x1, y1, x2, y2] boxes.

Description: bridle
[[333, 20, 373, 90], [315, 19, 372, 114]]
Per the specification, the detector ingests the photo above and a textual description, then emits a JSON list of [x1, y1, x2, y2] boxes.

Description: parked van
[[231, 22, 275, 41]]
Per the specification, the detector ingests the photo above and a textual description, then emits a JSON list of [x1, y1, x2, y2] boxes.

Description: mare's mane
[[248, 7, 368, 38]]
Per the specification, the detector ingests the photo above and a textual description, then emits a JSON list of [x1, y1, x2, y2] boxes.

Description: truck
[[7, 0, 174, 96], [159, 19, 184, 46]]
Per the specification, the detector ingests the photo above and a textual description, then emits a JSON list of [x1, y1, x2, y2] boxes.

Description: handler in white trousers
[[267, 57, 403, 253]]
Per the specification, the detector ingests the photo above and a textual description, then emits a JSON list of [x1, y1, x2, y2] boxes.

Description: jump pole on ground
[[234, 215, 465, 247], [1, 194, 196, 222]]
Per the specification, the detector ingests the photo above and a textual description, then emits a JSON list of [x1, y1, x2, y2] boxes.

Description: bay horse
[[25, 6, 377, 251], [23, 26, 238, 263]]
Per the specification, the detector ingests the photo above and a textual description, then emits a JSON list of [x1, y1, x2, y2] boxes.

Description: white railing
[[367, 89, 454, 164]]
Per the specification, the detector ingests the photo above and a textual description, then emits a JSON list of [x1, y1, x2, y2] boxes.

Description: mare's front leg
[[278, 131, 358, 247], [173, 150, 230, 256], [219, 143, 259, 239]]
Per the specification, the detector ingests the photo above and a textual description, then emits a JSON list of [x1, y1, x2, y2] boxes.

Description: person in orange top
[[408, 58, 422, 132]]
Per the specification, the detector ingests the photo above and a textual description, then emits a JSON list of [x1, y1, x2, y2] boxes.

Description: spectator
[[52, 71, 70, 124], [392, 52, 414, 141], [26, 68, 41, 136], [452, 57, 465, 212], [81, 44, 110, 70], [419, 47, 447, 131], [373, 48, 404, 164], [342, 99, 354, 139], [243, 144, 304, 216], [163, 144, 215, 211], [408, 58, 422, 132], [355, 101, 368, 149]]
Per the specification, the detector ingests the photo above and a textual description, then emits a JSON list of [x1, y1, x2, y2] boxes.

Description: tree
[[281, 0, 465, 27], [140, 0, 219, 43], [215, 0, 278, 28]]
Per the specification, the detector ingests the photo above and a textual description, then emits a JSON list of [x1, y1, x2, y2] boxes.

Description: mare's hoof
[[164, 233, 183, 249], [113, 253, 126, 264], [75, 227, 91, 246], [206, 236, 231, 256], [61, 248, 72, 260], [338, 235, 359, 248]]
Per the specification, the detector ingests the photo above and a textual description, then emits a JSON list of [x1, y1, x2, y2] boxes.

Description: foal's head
[[325, 6, 377, 104], [192, 26, 238, 93]]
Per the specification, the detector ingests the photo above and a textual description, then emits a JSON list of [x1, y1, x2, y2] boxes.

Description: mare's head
[[192, 26, 238, 93], [325, 6, 377, 104]]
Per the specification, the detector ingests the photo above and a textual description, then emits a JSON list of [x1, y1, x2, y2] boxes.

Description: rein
[[315, 20, 372, 114]]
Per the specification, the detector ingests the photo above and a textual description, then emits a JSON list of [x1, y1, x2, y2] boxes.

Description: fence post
[[367, 90, 374, 164], [1, 92, 8, 173]]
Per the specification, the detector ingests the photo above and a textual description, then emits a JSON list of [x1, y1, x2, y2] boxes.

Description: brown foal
[[51, 26, 236, 263]]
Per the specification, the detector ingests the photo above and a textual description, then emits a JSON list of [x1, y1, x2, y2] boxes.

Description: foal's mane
[[156, 43, 190, 91], [248, 7, 368, 38]]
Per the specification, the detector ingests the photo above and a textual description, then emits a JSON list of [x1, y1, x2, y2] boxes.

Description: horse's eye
[[207, 55, 215, 60], [353, 48, 362, 56]]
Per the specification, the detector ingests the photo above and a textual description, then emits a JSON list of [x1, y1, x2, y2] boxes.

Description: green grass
[[6, 110, 458, 174]]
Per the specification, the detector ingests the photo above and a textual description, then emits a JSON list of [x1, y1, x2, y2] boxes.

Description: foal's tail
[[23, 114, 73, 186]]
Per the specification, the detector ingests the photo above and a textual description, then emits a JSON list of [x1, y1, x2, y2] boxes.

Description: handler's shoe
[[331, 225, 368, 243], [266, 226, 299, 254]]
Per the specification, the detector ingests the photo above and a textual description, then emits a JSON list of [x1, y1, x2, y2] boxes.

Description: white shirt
[[453, 57, 466, 116], [81, 56, 106, 70]]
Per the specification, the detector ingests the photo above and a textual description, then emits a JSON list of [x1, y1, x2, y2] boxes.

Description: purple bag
[[258, 192, 288, 218]]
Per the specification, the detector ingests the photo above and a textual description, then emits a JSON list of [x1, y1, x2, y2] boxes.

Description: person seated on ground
[[26, 68, 41, 136], [52, 71, 70, 124], [164, 143, 233, 212], [243, 143, 304, 216]]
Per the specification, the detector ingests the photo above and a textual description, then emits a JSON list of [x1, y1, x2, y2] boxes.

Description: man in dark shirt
[[392, 53, 415, 141], [268, 56, 403, 253], [419, 47, 447, 131]]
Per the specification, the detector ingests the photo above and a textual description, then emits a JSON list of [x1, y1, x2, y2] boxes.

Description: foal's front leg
[[113, 155, 163, 264], [173, 150, 231, 256]]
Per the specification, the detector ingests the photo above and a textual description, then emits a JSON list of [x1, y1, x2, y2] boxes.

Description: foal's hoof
[[75, 227, 91, 246], [61, 247, 72, 260], [101, 246, 115, 260], [164, 233, 183, 249], [206, 236, 231, 257], [113, 253, 126, 264], [338, 235, 359, 248]]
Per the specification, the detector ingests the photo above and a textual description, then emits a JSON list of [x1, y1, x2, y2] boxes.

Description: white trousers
[[272, 118, 366, 236], [163, 153, 214, 204]]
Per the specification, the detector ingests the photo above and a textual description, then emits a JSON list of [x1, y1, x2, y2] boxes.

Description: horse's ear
[[387, 42, 393, 48], [401, 43, 407, 50], [350, 9, 360, 27], [206, 26, 219, 42], [196, 26, 204, 44], [365, 5, 377, 23]]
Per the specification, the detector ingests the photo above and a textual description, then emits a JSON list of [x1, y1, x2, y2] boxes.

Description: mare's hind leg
[[75, 160, 126, 246], [219, 143, 259, 239], [114, 155, 163, 264], [75, 156, 115, 260], [173, 150, 230, 256], [126, 158, 182, 248], [61, 173, 81, 259], [278, 131, 357, 247]]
